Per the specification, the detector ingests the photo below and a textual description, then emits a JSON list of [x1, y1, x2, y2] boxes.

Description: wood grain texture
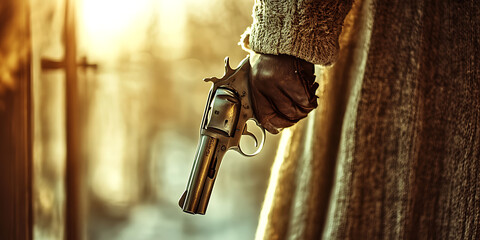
[[0, 0, 33, 238]]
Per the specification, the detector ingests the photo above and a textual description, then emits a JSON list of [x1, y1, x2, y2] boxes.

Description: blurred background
[[28, 0, 280, 239]]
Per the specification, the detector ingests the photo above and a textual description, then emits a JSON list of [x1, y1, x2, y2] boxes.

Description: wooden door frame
[[0, 0, 33, 239]]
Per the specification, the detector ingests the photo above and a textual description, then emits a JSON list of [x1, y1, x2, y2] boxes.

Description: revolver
[[178, 56, 266, 215]]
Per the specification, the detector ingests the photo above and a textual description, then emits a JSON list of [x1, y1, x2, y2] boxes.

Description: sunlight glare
[[79, 0, 188, 61], [81, 0, 151, 36]]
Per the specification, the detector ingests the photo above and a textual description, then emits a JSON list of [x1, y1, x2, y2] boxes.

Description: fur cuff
[[242, 0, 353, 65]]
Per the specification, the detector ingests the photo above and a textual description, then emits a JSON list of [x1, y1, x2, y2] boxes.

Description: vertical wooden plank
[[64, 0, 83, 239], [0, 0, 33, 239]]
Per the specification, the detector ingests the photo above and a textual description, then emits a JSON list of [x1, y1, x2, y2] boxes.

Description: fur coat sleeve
[[243, 0, 353, 65]]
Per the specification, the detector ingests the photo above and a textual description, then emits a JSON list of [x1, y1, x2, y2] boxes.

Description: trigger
[[242, 126, 259, 147]]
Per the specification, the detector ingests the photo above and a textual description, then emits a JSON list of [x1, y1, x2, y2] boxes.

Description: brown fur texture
[[244, 0, 353, 65]]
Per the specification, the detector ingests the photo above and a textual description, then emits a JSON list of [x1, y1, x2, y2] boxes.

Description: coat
[[246, 0, 480, 239]]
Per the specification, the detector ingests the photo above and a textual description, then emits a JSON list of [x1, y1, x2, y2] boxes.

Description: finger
[[278, 87, 317, 113], [250, 85, 276, 125], [283, 76, 318, 107], [254, 91, 300, 133], [262, 88, 310, 122], [268, 115, 296, 130], [309, 82, 319, 98], [261, 118, 281, 134], [260, 113, 297, 134]]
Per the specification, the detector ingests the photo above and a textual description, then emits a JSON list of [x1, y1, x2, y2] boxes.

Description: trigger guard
[[236, 120, 266, 157], [242, 127, 259, 147]]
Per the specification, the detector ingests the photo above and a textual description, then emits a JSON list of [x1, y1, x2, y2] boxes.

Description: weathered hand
[[249, 53, 319, 134]]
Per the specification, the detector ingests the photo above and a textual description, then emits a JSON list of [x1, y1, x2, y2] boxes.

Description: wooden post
[[0, 0, 33, 239], [63, 0, 83, 239], [39, 1, 97, 238]]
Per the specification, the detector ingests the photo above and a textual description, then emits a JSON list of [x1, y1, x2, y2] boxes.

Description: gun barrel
[[180, 135, 218, 214]]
